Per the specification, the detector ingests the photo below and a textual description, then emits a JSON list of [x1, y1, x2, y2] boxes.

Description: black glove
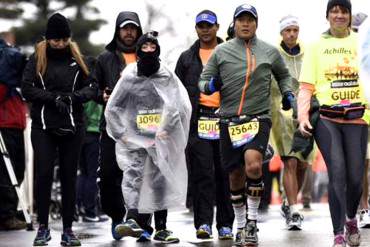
[[282, 92, 295, 111], [70, 91, 87, 103], [55, 96, 70, 114]]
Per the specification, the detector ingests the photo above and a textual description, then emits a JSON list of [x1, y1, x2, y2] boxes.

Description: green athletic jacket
[[199, 36, 293, 118], [84, 100, 103, 133]]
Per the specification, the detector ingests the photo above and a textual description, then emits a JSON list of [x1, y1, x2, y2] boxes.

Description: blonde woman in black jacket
[[22, 13, 97, 246]]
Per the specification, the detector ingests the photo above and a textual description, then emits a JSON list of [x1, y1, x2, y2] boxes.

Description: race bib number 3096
[[136, 113, 161, 134]]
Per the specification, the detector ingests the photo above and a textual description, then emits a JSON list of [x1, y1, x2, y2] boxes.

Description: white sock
[[233, 205, 246, 229], [247, 197, 261, 221], [290, 204, 300, 214]]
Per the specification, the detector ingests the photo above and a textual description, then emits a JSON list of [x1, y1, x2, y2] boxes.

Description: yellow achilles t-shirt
[[299, 32, 368, 107]]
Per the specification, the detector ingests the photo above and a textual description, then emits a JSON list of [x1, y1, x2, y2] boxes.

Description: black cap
[[45, 13, 71, 40], [326, 0, 352, 18], [234, 4, 258, 20]]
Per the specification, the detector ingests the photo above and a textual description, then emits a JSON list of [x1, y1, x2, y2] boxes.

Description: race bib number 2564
[[228, 120, 259, 148]]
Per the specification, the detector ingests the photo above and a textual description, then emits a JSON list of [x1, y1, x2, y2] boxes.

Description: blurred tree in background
[[0, 0, 105, 56], [0, 0, 23, 19], [56, 0, 106, 55]]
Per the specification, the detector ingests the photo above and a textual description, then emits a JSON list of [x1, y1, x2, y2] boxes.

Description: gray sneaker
[[288, 212, 304, 231], [345, 219, 361, 246], [244, 221, 259, 246], [233, 228, 245, 247], [115, 219, 144, 238]]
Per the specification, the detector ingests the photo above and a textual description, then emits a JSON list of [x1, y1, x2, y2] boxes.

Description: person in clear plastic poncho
[[105, 31, 191, 242]]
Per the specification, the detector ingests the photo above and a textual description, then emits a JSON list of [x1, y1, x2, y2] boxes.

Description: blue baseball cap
[[196, 10, 218, 25], [234, 4, 258, 20]]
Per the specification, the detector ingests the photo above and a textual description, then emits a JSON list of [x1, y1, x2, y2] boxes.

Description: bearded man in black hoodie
[[94, 11, 143, 240]]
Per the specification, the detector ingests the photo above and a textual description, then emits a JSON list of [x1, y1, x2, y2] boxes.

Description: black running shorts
[[219, 118, 271, 173]]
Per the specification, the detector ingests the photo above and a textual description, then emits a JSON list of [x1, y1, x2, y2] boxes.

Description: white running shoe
[[359, 209, 370, 228]]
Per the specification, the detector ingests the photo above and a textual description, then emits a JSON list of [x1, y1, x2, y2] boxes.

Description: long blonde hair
[[35, 39, 90, 76]]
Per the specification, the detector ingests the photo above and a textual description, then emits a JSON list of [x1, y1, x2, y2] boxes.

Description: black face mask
[[137, 51, 160, 77]]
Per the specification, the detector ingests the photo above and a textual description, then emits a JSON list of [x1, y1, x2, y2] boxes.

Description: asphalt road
[[1, 204, 369, 247]]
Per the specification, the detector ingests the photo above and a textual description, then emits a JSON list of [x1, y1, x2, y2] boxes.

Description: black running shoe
[[61, 228, 81, 246], [153, 229, 179, 243], [196, 224, 212, 239], [33, 227, 51, 246]]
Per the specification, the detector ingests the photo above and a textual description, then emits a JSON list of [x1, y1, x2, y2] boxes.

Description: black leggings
[[314, 118, 368, 235], [32, 128, 84, 229]]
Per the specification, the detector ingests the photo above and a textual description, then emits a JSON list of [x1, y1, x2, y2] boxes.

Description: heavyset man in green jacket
[[199, 4, 293, 246]]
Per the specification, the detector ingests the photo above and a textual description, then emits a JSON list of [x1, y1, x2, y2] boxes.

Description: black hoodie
[[94, 11, 143, 131], [106, 11, 143, 52]]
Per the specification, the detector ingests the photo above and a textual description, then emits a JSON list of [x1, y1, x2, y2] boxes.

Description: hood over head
[[106, 11, 143, 52]]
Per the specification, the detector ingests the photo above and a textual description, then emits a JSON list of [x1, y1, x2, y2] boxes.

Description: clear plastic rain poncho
[[359, 18, 370, 103], [105, 63, 191, 213]]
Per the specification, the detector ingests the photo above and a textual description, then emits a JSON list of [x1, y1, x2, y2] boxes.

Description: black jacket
[[94, 50, 127, 104], [22, 53, 97, 130], [94, 11, 143, 130], [175, 38, 223, 131]]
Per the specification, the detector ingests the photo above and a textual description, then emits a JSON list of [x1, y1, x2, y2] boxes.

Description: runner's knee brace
[[245, 178, 264, 198], [230, 188, 246, 207]]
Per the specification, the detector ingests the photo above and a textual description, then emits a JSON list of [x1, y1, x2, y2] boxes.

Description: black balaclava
[[136, 31, 161, 77]]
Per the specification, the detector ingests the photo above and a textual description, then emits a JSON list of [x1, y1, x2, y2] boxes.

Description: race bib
[[228, 119, 259, 148], [198, 117, 220, 140], [330, 80, 361, 105], [136, 109, 161, 134]]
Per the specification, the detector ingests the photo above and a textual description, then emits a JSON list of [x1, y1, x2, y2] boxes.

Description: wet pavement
[[1, 204, 370, 247]]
